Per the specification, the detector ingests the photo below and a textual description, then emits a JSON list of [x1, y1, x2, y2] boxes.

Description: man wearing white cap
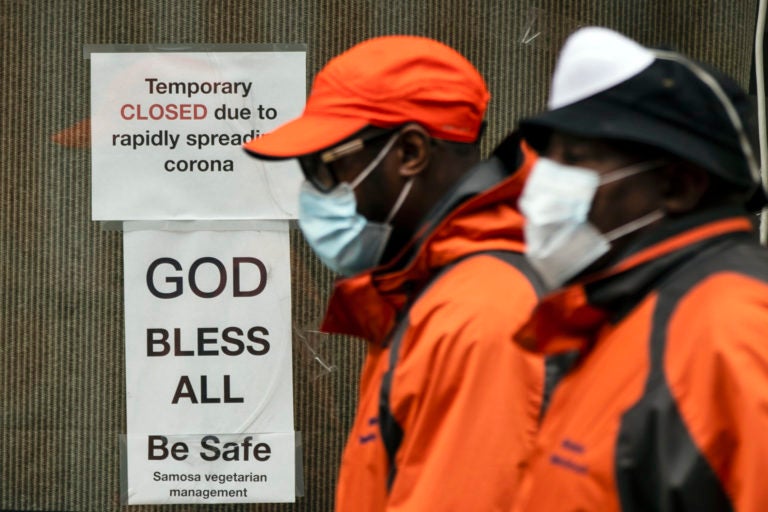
[[512, 27, 768, 511]]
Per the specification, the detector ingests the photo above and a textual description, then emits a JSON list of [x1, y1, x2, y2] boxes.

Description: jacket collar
[[515, 207, 755, 355], [319, 141, 536, 345]]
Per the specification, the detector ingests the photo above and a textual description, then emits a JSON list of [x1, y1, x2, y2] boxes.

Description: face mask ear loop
[[385, 178, 415, 224], [603, 209, 665, 242], [349, 131, 401, 190], [599, 160, 666, 185]]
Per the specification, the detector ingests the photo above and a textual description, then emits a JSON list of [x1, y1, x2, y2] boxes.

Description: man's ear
[[661, 162, 711, 214], [397, 123, 431, 177]]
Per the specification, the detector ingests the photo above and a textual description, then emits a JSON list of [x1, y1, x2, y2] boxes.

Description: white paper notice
[[122, 221, 295, 504], [91, 49, 305, 220]]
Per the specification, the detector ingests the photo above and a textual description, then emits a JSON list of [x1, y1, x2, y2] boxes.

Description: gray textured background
[[0, 1, 758, 510]]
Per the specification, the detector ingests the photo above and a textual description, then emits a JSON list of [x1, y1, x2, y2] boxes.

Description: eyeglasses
[[298, 129, 396, 192]]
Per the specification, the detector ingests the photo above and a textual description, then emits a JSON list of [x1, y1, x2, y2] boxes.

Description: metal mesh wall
[[0, 1, 757, 510]]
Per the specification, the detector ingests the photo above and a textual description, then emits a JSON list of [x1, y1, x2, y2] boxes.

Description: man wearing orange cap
[[244, 36, 547, 511]]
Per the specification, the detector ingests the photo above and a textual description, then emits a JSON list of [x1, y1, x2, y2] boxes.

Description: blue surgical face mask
[[298, 132, 414, 276]]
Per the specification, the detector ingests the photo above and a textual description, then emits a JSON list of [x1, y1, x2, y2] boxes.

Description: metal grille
[[0, 1, 757, 510]]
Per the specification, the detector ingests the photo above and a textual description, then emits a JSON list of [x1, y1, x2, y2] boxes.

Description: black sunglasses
[[298, 128, 397, 193]]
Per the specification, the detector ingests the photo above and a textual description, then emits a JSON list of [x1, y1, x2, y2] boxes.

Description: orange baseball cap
[[243, 35, 490, 159]]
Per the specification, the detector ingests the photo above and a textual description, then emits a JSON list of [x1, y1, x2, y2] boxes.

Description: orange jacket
[[512, 207, 768, 512], [321, 138, 546, 512]]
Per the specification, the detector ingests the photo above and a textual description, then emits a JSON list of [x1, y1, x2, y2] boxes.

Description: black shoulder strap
[[378, 250, 545, 491]]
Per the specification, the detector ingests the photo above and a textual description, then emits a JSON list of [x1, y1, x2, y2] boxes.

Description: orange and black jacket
[[512, 207, 768, 512], [321, 139, 547, 512]]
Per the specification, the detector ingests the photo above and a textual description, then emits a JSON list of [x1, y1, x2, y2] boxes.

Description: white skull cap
[[548, 26, 656, 109]]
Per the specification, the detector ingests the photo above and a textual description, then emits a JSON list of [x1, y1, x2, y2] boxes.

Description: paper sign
[[122, 221, 295, 504], [91, 48, 305, 220]]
